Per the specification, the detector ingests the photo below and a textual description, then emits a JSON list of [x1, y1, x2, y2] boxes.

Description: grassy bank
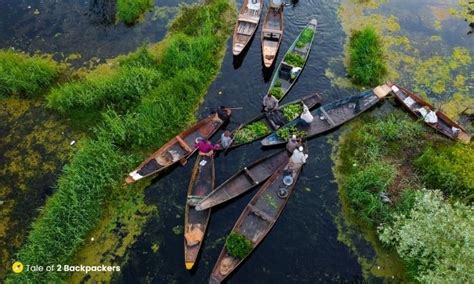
[[333, 110, 473, 281], [116, 0, 153, 24], [347, 26, 387, 87], [0, 50, 62, 97], [7, 0, 235, 282]]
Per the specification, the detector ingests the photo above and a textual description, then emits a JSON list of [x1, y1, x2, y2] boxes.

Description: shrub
[[116, 0, 152, 24], [379, 190, 474, 282], [284, 52, 305, 67], [225, 232, 253, 259], [348, 26, 387, 86], [414, 143, 474, 198], [0, 50, 60, 97]]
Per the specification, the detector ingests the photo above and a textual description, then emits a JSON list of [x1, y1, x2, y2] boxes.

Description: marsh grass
[[116, 0, 153, 24], [0, 50, 61, 97], [348, 27, 387, 87]]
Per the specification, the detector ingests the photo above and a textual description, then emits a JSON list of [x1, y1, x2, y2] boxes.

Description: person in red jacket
[[195, 137, 220, 156]]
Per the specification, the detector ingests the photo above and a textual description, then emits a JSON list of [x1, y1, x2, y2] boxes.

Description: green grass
[[116, 0, 153, 24], [0, 50, 61, 97], [7, 0, 235, 282], [284, 52, 305, 67], [347, 26, 387, 87]]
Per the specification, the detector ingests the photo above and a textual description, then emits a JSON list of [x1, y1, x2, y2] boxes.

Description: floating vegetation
[[0, 50, 61, 97], [276, 125, 306, 141], [284, 52, 305, 68], [282, 103, 302, 121], [225, 232, 253, 259], [348, 27, 387, 87], [234, 121, 271, 144], [116, 0, 153, 24], [295, 28, 314, 49]]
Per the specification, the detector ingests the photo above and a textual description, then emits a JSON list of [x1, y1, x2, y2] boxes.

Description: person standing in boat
[[263, 93, 285, 128], [195, 137, 220, 156], [263, 93, 279, 112], [286, 135, 301, 153], [220, 131, 233, 149], [288, 146, 308, 172], [215, 106, 232, 126], [298, 104, 313, 126]]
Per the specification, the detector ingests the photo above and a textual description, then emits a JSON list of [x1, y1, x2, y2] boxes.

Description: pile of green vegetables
[[276, 125, 306, 140], [233, 121, 271, 144], [284, 52, 305, 68], [295, 27, 314, 48], [282, 103, 302, 121], [225, 232, 253, 259]]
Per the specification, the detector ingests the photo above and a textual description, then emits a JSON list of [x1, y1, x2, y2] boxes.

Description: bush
[[414, 143, 474, 198], [116, 0, 152, 24], [348, 26, 387, 86], [379, 190, 474, 282], [0, 50, 60, 97], [225, 232, 253, 259]]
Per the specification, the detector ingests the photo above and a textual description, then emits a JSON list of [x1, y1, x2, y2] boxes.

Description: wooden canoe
[[125, 114, 223, 184], [195, 150, 289, 211], [261, 84, 392, 146], [267, 19, 317, 102], [232, 0, 264, 56], [261, 5, 283, 68], [388, 83, 471, 143], [208, 159, 304, 283], [224, 93, 322, 149], [184, 154, 215, 270]]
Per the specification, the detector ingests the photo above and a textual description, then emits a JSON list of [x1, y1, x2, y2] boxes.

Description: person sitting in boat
[[298, 104, 313, 126], [288, 146, 308, 172], [286, 135, 301, 153], [263, 93, 279, 112], [195, 137, 220, 156], [220, 130, 233, 149], [216, 106, 232, 125]]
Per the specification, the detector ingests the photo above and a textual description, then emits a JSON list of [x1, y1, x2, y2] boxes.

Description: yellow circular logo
[[12, 261, 24, 273]]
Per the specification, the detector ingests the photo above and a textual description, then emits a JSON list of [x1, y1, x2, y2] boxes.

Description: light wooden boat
[[232, 0, 264, 56], [261, 4, 283, 68]]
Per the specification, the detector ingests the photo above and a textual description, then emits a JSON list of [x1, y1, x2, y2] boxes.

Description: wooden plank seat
[[176, 136, 193, 153], [243, 167, 258, 185], [248, 204, 275, 223], [319, 107, 336, 126], [238, 14, 260, 24]]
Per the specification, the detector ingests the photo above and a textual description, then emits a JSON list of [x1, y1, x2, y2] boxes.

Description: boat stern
[[185, 261, 195, 270], [125, 170, 143, 185], [373, 84, 392, 99], [233, 43, 245, 56]]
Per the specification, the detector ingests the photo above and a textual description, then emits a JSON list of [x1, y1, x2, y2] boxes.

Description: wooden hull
[[184, 154, 215, 270], [388, 83, 471, 143], [261, 6, 283, 68], [195, 150, 289, 211], [125, 114, 223, 184], [227, 93, 322, 149], [209, 160, 303, 283], [232, 0, 263, 56], [261, 84, 392, 146], [267, 19, 317, 102]]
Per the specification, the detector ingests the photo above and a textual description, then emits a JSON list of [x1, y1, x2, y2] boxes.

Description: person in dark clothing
[[216, 106, 232, 124]]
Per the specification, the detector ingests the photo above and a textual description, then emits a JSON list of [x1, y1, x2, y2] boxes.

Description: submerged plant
[[225, 232, 253, 259]]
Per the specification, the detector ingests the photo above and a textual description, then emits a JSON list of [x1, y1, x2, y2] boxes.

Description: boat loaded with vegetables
[[267, 18, 317, 102], [261, 84, 392, 146], [125, 114, 224, 184], [388, 83, 471, 143], [209, 153, 305, 284], [225, 93, 321, 149]]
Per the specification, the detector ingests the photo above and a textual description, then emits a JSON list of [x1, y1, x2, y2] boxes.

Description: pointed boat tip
[[185, 262, 195, 270], [310, 18, 318, 25]]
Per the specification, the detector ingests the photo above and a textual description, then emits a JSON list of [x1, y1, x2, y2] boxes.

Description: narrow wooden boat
[[224, 93, 321, 149], [388, 83, 471, 143], [208, 158, 304, 283], [267, 19, 317, 102], [261, 84, 392, 146], [195, 150, 289, 211], [125, 114, 223, 184], [184, 154, 214, 270], [261, 1, 283, 68], [232, 0, 264, 56]]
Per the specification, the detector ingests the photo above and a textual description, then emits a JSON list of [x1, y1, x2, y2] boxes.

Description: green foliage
[[276, 125, 306, 141], [282, 103, 302, 121], [284, 52, 305, 67], [274, 79, 282, 88], [0, 50, 60, 97], [379, 190, 474, 283], [225, 232, 253, 259], [269, 86, 284, 99], [348, 26, 387, 87], [414, 143, 474, 198], [233, 121, 271, 144], [116, 0, 152, 24], [345, 162, 395, 224], [295, 27, 314, 48]]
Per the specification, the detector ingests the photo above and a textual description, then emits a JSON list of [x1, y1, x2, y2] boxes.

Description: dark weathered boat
[[267, 19, 317, 101], [208, 159, 304, 283], [232, 0, 263, 56], [224, 93, 321, 149], [389, 83, 471, 143], [261, 1, 283, 68], [195, 150, 289, 211], [125, 114, 223, 184], [184, 154, 214, 270], [261, 84, 392, 146]]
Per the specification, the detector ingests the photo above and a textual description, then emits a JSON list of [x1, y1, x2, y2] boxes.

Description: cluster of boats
[[123, 1, 471, 282]]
